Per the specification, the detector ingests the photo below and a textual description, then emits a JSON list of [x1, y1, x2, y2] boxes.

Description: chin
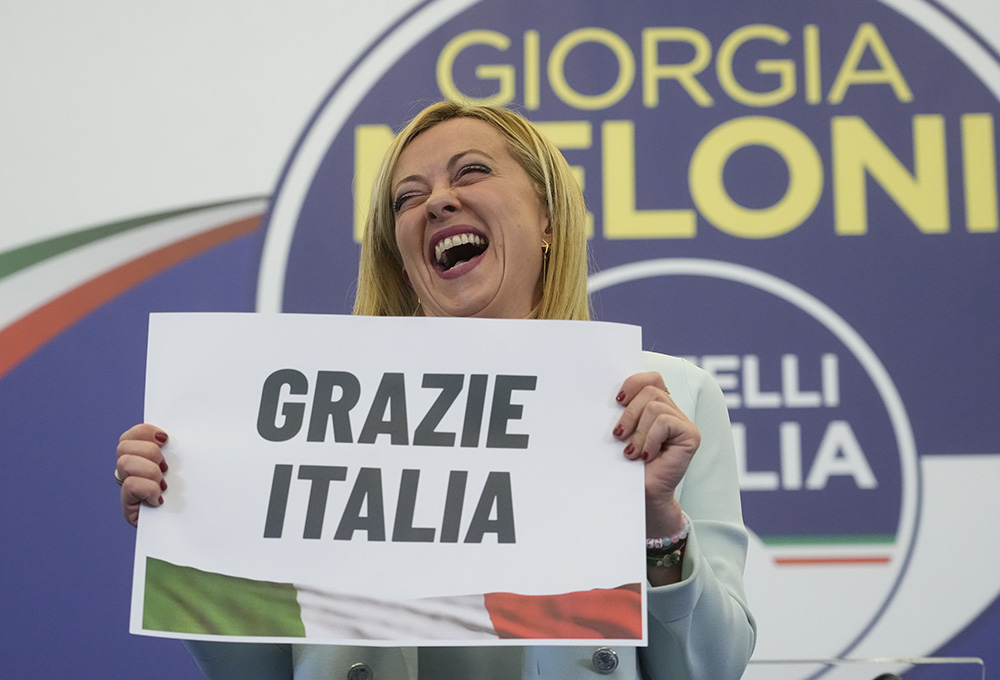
[[426, 295, 510, 319]]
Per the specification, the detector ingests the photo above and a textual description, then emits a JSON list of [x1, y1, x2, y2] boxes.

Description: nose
[[425, 183, 460, 221]]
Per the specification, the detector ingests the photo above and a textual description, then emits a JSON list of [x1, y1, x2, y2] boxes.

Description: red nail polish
[[616, 391, 626, 403], [624, 443, 634, 457], [642, 451, 649, 461], [157, 495, 164, 506], [160, 479, 168, 492], [613, 424, 624, 437], [159, 461, 169, 473], [155, 432, 168, 444]]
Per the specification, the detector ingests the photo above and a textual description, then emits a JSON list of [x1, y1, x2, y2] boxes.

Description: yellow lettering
[[833, 115, 948, 234], [690, 117, 823, 238], [828, 23, 913, 104], [549, 28, 635, 110], [524, 30, 541, 110], [716, 25, 795, 107], [962, 114, 999, 232], [601, 120, 696, 239], [436, 30, 514, 106], [804, 25, 822, 105], [353, 124, 395, 243], [642, 27, 714, 107]]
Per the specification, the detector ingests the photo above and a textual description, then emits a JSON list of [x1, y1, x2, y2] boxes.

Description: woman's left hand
[[613, 372, 700, 538]]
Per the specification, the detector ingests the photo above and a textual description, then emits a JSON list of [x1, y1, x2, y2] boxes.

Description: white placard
[[131, 313, 646, 646]]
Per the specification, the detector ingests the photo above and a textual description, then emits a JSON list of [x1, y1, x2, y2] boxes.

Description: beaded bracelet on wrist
[[647, 542, 686, 568], [646, 511, 691, 549], [646, 512, 691, 568]]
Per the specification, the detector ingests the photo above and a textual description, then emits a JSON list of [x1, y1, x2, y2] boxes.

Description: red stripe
[[483, 584, 642, 640], [775, 556, 892, 566], [0, 215, 261, 379]]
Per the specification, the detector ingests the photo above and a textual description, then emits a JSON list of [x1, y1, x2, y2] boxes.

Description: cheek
[[394, 220, 419, 265]]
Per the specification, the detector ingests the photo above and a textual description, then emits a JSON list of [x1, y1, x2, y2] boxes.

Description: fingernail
[[616, 391, 626, 403], [155, 431, 168, 444], [157, 495, 164, 506], [613, 424, 624, 438], [642, 451, 649, 461], [160, 479, 168, 492], [624, 443, 634, 457], [159, 460, 169, 473]]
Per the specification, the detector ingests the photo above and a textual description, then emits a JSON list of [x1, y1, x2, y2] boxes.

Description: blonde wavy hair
[[352, 100, 590, 320]]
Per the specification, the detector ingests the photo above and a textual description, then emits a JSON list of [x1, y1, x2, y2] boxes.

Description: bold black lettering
[[307, 371, 361, 443], [263, 464, 293, 538], [413, 374, 463, 447], [464, 471, 516, 543], [359, 373, 409, 445], [460, 374, 488, 448], [440, 470, 468, 543], [257, 369, 308, 441], [298, 465, 347, 539], [391, 469, 435, 542], [486, 375, 536, 449], [334, 468, 386, 541]]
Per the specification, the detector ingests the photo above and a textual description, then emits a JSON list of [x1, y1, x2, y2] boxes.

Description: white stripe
[[0, 200, 266, 329], [766, 542, 896, 561], [295, 586, 498, 640], [878, 0, 1000, 104]]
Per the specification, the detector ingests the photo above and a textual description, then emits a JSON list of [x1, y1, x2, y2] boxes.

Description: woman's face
[[391, 117, 550, 319]]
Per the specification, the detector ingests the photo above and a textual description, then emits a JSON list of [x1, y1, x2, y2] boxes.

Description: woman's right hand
[[116, 424, 169, 527]]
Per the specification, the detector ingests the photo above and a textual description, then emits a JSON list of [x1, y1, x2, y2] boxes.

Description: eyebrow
[[392, 148, 497, 195]]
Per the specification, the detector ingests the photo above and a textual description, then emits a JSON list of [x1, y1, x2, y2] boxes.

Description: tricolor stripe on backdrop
[[143, 558, 643, 641], [0, 198, 267, 379], [763, 534, 895, 566]]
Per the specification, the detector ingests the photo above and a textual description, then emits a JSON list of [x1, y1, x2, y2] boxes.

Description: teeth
[[435, 233, 484, 264]]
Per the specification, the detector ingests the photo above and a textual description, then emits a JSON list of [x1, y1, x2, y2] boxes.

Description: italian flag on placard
[[142, 558, 643, 641]]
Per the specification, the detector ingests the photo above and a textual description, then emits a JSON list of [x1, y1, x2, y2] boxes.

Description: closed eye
[[393, 190, 423, 214], [456, 163, 491, 180]]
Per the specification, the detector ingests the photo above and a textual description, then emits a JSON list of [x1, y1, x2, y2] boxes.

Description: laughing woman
[[116, 100, 756, 680]]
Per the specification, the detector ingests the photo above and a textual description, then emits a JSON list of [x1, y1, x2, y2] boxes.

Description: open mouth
[[433, 232, 489, 271]]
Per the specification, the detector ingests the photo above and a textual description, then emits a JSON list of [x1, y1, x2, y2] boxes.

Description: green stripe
[[143, 557, 305, 637], [0, 196, 267, 280], [760, 534, 896, 546]]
